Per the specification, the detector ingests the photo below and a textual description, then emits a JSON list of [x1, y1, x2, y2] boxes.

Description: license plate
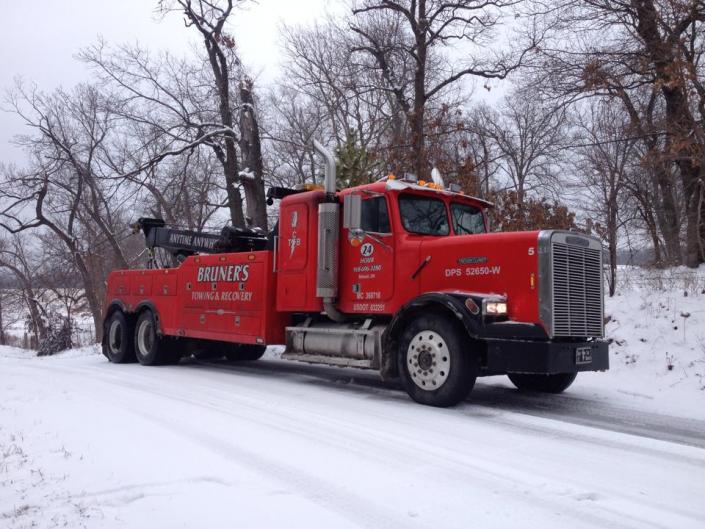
[[576, 346, 592, 365]]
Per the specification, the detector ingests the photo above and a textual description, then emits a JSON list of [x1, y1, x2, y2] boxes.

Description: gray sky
[[0, 0, 332, 165]]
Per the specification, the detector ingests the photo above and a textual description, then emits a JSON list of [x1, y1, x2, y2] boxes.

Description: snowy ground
[[577, 265, 705, 420], [1, 266, 704, 528]]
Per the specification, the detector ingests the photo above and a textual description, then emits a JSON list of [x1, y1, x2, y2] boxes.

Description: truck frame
[[102, 141, 608, 407]]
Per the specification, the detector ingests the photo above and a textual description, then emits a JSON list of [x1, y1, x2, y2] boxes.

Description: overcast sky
[[0, 0, 333, 165]]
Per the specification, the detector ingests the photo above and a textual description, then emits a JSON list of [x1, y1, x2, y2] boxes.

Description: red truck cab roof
[[338, 178, 493, 211]]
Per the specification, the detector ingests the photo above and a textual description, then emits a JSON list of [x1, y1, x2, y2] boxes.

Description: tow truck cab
[[277, 177, 607, 373]]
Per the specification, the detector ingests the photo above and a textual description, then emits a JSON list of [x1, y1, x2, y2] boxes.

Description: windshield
[[451, 202, 485, 235], [398, 194, 449, 235]]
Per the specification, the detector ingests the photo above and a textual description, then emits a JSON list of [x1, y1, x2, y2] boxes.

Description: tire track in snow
[[193, 358, 705, 449], [46, 364, 663, 529], [11, 359, 705, 529], [4, 362, 432, 529]]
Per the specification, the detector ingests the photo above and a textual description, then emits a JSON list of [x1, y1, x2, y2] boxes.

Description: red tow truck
[[103, 141, 608, 407]]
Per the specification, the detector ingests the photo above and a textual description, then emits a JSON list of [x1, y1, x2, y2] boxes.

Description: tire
[[398, 314, 477, 407], [102, 311, 136, 363], [134, 311, 180, 366], [224, 344, 266, 362], [507, 372, 577, 393]]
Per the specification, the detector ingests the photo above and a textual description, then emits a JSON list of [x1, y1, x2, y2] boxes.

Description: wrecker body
[[103, 143, 608, 407]]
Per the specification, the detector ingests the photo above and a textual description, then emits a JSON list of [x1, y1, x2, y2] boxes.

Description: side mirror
[[343, 194, 362, 231]]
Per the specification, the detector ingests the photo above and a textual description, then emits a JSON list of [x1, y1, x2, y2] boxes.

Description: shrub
[[37, 313, 73, 356]]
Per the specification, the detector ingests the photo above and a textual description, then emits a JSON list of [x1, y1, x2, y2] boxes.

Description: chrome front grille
[[551, 241, 604, 337]]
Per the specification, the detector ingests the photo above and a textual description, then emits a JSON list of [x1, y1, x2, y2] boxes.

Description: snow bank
[[587, 265, 705, 416], [0, 343, 99, 360]]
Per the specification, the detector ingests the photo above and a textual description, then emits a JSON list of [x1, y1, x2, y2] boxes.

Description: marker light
[[464, 298, 480, 315], [349, 229, 365, 247], [484, 301, 508, 316]]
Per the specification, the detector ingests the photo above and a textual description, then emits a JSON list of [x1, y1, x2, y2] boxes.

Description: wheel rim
[[137, 319, 154, 356], [108, 320, 122, 354], [407, 331, 451, 390]]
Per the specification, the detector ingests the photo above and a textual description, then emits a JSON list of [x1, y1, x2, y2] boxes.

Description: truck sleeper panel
[[106, 251, 288, 346]]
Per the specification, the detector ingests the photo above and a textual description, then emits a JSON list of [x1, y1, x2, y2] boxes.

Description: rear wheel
[[508, 372, 577, 393], [134, 311, 180, 366], [398, 315, 477, 407], [102, 311, 136, 363]]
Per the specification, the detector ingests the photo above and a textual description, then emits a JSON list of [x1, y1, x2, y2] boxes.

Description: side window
[[361, 196, 391, 233]]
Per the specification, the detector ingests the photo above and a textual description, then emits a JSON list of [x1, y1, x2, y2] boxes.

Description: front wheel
[[508, 372, 577, 393], [398, 315, 477, 407], [134, 311, 180, 366]]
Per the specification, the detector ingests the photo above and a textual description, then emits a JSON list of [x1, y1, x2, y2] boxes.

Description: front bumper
[[483, 338, 609, 375]]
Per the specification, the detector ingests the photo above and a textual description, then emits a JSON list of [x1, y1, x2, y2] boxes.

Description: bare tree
[[271, 17, 402, 184], [159, 0, 267, 229], [238, 77, 267, 226], [462, 110, 503, 198], [82, 1, 267, 229], [350, 0, 539, 179], [573, 100, 637, 295], [1, 84, 133, 336], [0, 235, 47, 347], [531, 0, 705, 266], [472, 93, 567, 208], [263, 86, 326, 187]]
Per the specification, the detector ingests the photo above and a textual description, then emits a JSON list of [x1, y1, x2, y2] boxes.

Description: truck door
[[339, 195, 395, 314], [276, 199, 321, 312]]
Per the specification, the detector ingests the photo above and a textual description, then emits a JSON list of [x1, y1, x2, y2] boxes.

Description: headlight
[[484, 300, 508, 315]]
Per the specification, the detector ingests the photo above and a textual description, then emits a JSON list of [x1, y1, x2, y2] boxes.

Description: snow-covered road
[[2, 350, 704, 529]]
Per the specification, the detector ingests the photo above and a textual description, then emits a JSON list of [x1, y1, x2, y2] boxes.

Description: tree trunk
[[683, 171, 704, 267], [73, 256, 103, 342], [223, 127, 247, 228], [651, 164, 681, 264], [238, 79, 268, 229], [0, 295, 5, 346], [699, 181, 705, 263], [643, 206, 663, 265], [607, 203, 618, 297], [411, 104, 426, 179], [205, 33, 246, 228], [632, 0, 703, 267], [412, 0, 428, 180]]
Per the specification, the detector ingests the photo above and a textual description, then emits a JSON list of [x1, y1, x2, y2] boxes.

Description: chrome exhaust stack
[[312, 140, 344, 322]]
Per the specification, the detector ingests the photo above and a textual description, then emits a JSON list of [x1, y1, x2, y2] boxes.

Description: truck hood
[[417, 230, 543, 325]]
